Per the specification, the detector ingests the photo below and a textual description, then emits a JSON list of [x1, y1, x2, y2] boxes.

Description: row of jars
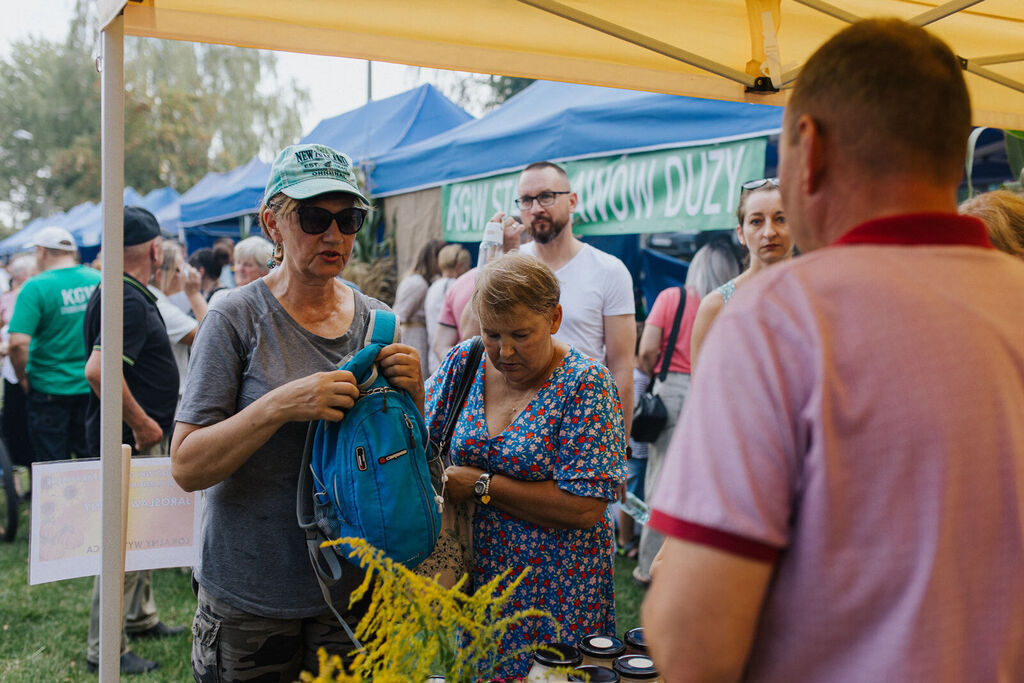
[[527, 628, 660, 682]]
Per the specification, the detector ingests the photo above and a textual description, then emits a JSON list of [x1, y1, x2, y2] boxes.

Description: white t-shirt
[[424, 276, 454, 376], [520, 242, 634, 363], [149, 285, 197, 396]]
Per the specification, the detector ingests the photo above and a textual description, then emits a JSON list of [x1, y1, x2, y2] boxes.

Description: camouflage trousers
[[191, 582, 364, 682]]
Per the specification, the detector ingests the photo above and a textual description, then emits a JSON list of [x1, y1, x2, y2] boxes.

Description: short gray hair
[[8, 254, 37, 282], [234, 236, 274, 269]]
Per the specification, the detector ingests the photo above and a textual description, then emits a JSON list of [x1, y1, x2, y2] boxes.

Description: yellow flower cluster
[[298, 537, 560, 683]]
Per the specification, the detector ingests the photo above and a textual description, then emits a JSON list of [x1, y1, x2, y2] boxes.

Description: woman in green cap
[[170, 143, 423, 681]]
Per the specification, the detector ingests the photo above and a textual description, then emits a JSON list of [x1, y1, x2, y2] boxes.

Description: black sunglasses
[[295, 206, 367, 235], [741, 177, 780, 191]]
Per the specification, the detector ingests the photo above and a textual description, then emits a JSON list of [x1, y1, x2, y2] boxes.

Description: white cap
[[27, 226, 77, 252]]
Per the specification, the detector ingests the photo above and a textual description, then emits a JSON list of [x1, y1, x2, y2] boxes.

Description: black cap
[[124, 206, 161, 247]]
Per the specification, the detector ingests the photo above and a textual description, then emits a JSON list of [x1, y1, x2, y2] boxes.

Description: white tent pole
[[909, 0, 984, 27], [972, 52, 1024, 67], [792, 0, 861, 24], [965, 62, 1024, 96], [99, 13, 126, 683]]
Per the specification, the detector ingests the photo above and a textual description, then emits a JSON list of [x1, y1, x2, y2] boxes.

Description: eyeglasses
[[514, 191, 570, 209], [740, 177, 780, 191], [295, 205, 367, 235]]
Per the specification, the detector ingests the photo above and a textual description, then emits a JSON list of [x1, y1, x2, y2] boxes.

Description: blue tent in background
[[0, 187, 181, 260], [178, 157, 271, 233], [0, 214, 66, 257], [0, 202, 95, 258], [178, 84, 472, 251], [300, 83, 472, 161], [368, 81, 784, 197], [141, 186, 182, 236]]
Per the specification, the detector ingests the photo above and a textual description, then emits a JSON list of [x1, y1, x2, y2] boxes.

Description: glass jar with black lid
[[578, 633, 627, 667], [613, 654, 661, 682], [527, 642, 583, 682], [623, 627, 647, 655], [569, 664, 620, 682]]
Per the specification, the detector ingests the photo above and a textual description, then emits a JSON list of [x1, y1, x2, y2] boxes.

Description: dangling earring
[[268, 242, 283, 269]]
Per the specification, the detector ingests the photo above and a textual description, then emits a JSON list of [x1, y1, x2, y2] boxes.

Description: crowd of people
[[1, 16, 1022, 682]]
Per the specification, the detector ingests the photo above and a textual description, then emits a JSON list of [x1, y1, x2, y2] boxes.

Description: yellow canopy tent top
[[99, 0, 1024, 129]]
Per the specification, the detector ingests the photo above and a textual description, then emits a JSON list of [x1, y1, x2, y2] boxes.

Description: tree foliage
[[437, 73, 534, 117], [0, 3, 308, 227], [483, 75, 534, 108]]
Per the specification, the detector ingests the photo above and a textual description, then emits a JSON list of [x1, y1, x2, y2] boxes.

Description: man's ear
[[797, 114, 827, 196]]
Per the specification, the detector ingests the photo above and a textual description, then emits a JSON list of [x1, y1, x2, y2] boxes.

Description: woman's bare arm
[[170, 370, 359, 492]]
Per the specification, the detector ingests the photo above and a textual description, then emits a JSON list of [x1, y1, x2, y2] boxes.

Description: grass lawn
[[0, 498, 194, 682], [1, 495, 647, 680]]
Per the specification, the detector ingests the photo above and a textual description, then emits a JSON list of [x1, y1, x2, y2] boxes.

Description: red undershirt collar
[[831, 213, 994, 249]]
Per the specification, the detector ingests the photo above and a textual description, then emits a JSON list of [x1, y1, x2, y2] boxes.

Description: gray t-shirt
[[177, 279, 388, 618]]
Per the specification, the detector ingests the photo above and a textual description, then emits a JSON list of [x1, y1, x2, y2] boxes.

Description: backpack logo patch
[[378, 449, 407, 465]]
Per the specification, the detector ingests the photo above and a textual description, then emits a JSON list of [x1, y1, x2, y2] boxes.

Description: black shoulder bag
[[631, 287, 687, 443], [432, 336, 485, 468]]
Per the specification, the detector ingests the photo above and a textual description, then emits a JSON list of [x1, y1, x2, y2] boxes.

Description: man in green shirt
[[8, 226, 100, 461]]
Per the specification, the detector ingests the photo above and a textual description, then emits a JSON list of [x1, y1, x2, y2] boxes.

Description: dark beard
[[530, 218, 566, 244]]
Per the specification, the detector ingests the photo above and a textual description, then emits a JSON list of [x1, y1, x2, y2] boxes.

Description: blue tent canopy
[[368, 80, 784, 197], [301, 83, 472, 162], [140, 186, 182, 237], [60, 187, 180, 248], [0, 187, 181, 258], [0, 203, 94, 257], [178, 157, 271, 228], [178, 84, 472, 230], [0, 215, 63, 257]]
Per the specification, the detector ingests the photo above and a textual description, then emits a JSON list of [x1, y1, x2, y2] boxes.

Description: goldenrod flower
[[302, 537, 561, 682]]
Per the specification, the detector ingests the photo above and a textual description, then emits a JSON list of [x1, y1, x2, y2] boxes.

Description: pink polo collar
[[832, 213, 994, 248]]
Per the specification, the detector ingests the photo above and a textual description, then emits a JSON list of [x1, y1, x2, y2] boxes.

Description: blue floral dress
[[426, 341, 627, 678]]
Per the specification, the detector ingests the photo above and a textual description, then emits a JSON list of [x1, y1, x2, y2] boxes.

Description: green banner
[[441, 137, 767, 240]]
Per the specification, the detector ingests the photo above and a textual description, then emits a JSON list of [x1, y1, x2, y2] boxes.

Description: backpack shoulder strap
[[344, 309, 400, 390], [296, 420, 364, 650], [364, 309, 400, 347]]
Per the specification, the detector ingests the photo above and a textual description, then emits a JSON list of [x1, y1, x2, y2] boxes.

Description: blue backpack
[[298, 310, 442, 611]]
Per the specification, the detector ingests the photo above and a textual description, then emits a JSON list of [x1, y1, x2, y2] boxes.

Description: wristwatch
[[473, 472, 493, 505]]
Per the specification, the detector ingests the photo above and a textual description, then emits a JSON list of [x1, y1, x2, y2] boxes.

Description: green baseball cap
[[263, 144, 368, 205]]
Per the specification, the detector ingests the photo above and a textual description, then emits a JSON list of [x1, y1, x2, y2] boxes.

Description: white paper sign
[[29, 457, 201, 585]]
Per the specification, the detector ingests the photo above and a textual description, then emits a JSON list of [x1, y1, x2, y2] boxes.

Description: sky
[[2, 0, 463, 136]]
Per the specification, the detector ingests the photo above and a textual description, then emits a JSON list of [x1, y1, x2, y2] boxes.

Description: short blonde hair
[[437, 244, 470, 272], [959, 190, 1024, 258], [472, 253, 560, 324]]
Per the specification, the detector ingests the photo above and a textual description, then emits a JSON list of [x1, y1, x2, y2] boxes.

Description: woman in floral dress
[[425, 253, 626, 679]]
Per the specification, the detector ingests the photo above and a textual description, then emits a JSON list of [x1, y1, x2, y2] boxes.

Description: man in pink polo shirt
[[643, 19, 1024, 682]]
